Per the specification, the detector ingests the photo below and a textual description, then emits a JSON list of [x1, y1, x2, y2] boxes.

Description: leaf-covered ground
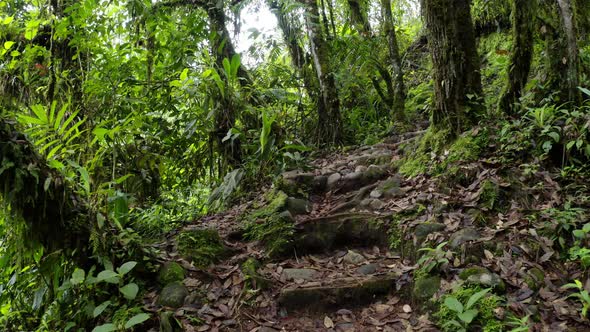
[[143, 129, 590, 331]]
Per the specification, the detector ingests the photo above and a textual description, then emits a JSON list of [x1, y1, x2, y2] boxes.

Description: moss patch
[[243, 190, 294, 257], [177, 229, 227, 268], [158, 262, 185, 285]]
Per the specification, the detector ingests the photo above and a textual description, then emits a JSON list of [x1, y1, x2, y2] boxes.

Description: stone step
[[278, 273, 399, 312], [292, 213, 391, 253]]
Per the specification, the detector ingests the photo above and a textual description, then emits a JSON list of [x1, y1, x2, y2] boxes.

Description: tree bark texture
[[421, 0, 482, 133], [305, 0, 342, 145], [498, 0, 535, 112], [381, 0, 406, 122], [556, 0, 580, 103]]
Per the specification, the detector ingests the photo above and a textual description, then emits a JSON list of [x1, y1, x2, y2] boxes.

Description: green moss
[[241, 258, 269, 290], [480, 180, 500, 210], [436, 129, 489, 174], [245, 190, 288, 223], [177, 229, 227, 268], [388, 219, 402, 250], [399, 128, 451, 177], [435, 285, 504, 332], [413, 275, 441, 300], [459, 266, 489, 280], [158, 262, 185, 285]]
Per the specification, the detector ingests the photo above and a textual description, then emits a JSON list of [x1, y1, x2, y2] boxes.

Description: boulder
[[449, 227, 481, 248], [158, 282, 188, 308], [286, 197, 312, 215], [343, 250, 366, 265], [413, 275, 441, 300]]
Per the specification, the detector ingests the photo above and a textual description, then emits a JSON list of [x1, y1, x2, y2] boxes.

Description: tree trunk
[[348, 0, 371, 34], [421, 0, 482, 134], [556, 0, 580, 103], [381, 0, 406, 123], [498, 0, 535, 112], [269, 0, 320, 108], [0, 118, 89, 251], [305, 0, 342, 145], [206, 0, 244, 168]]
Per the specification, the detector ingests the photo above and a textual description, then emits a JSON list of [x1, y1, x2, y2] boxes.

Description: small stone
[[402, 304, 412, 313], [327, 173, 342, 189], [360, 198, 372, 207], [282, 268, 318, 281], [343, 250, 366, 265], [414, 223, 446, 243], [343, 172, 363, 181], [286, 197, 312, 215], [449, 227, 481, 248], [355, 165, 367, 173], [370, 189, 383, 198], [369, 199, 385, 210], [335, 322, 355, 332], [356, 263, 378, 275], [158, 282, 188, 308], [465, 268, 505, 291], [365, 165, 386, 178]]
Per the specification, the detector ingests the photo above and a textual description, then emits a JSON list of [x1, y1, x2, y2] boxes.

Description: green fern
[[17, 101, 86, 164]]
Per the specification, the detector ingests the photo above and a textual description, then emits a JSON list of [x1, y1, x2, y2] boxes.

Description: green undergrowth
[[435, 285, 504, 332], [399, 127, 489, 178], [389, 204, 426, 251], [242, 190, 294, 257], [177, 229, 227, 268]]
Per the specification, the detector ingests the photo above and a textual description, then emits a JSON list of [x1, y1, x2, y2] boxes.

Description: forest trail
[[145, 130, 585, 331]]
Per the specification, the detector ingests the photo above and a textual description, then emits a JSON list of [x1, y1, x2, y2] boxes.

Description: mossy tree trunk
[[498, 0, 536, 113], [0, 118, 89, 251], [348, 0, 371, 35], [205, 0, 246, 168], [539, 0, 580, 103], [304, 0, 342, 145], [556, 0, 580, 103], [421, 0, 482, 134], [381, 0, 406, 123]]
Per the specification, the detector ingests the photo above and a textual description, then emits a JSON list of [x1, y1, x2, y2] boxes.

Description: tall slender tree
[[381, 0, 406, 122], [421, 0, 482, 134], [498, 0, 536, 112], [305, 0, 342, 144], [556, 0, 580, 103], [347, 0, 371, 34]]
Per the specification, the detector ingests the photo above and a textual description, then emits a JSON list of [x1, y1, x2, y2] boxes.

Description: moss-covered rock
[[177, 229, 228, 268], [158, 282, 188, 308], [241, 258, 270, 290], [413, 275, 441, 300], [157, 262, 185, 285], [459, 266, 489, 280], [525, 267, 545, 290], [276, 171, 315, 197]]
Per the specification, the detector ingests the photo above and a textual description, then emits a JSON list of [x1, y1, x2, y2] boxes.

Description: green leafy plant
[[562, 279, 590, 318], [506, 314, 531, 332], [415, 241, 450, 279], [441, 288, 491, 332]]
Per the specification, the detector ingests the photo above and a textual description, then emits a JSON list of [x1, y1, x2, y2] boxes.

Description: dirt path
[[144, 131, 589, 331]]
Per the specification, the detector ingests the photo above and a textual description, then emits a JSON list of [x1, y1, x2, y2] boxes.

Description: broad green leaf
[[119, 282, 139, 300], [117, 261, 137, 275], [93, 300, 111, 317], [3, 41, 14, 49], [466, 288, 490, 310], [578, 86, 590, 97], [24, 19, 41, 40], [458, 309, 478, 324], [91, 323, 116, 332], [3, 16, 14, 25], [444, 297, 463, 313], [96, 270, 120, 284], [124, 313, 150, 329], [180, 68, 189, 81], [70, 268, 85, 285]]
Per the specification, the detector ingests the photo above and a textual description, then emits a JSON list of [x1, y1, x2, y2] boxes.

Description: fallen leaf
[[324, 316, 334, 328]]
